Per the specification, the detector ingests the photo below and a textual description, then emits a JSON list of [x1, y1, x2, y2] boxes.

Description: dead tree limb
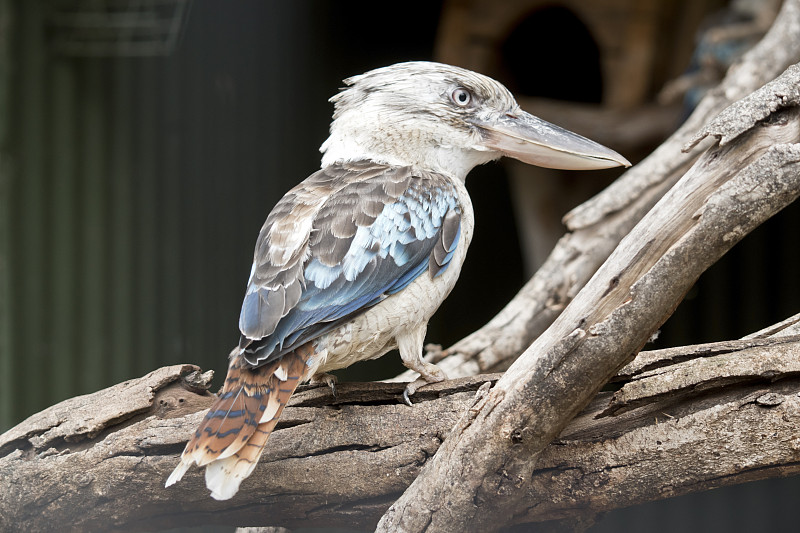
[[394, 0, 800, 381], [514, 335, 800, 527], [3, 333, 800, 531], [377, 59, 800, 533]]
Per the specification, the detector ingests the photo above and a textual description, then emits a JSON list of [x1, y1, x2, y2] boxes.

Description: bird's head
[[320, 61, 630, 180]]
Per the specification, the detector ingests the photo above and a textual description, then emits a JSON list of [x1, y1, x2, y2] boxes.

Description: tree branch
[[3, 334, 800, 531], [512, 335, 800, 528], [378, 61, 800, 533]]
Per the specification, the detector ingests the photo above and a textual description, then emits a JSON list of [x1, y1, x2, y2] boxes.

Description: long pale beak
[[472, 110, 631, 170]]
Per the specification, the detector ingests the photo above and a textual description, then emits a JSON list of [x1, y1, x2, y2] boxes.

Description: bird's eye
[[451, 87, 472, 107]]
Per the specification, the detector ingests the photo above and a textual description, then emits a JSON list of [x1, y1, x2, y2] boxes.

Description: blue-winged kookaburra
[[166, 61, 630, 500]]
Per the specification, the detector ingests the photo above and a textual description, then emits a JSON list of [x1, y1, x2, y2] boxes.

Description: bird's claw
[[402, 377, 430, 406], [310, 373, 338, 397], [403, 387, 414, 407]]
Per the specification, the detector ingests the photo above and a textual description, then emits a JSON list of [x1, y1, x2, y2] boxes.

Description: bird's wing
[[238, 161, 462, 366]]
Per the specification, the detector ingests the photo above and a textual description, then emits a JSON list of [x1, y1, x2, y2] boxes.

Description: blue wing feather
[[240, 162, 462, 366]]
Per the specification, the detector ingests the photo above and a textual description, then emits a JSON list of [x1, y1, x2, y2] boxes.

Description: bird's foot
[[398, 327, 447, 406], [310, 372, 338, 397], [402, 368, 446, 407]]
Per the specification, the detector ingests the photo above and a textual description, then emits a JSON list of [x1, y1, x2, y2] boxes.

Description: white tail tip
[[205, 456, 258, 500], [165, 460, 191, 488]]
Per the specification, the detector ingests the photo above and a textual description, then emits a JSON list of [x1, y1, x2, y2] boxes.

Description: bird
[[165, 61, 630, 500]]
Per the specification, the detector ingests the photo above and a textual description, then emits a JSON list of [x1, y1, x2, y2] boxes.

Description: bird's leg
[[309, 372, 338, 397], [397, 326, 447, 406]]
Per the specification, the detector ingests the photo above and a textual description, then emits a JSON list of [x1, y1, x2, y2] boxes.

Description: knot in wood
[[181, 369, 215, 394], [755, 392, 783, 407]]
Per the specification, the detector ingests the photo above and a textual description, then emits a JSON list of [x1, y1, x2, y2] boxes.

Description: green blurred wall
[[0, 1, 337, 431], [0, 0, 12, 430]]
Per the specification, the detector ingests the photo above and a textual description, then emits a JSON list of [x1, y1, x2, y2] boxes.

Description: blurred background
[[0, 0, 798, 531]]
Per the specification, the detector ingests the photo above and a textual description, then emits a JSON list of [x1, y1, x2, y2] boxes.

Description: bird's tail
[[166, 343, 313, 500]]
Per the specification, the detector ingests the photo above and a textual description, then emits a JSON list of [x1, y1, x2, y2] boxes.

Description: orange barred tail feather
[[166, 343, 314, 500]]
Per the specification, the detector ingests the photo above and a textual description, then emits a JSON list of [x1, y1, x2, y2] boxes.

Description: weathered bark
[[392, 0, 800, 381], [513, 335, 800, 527], [377, 62, 800, 533], [2, 334, 800, 531], [0, 366, 499, 532]]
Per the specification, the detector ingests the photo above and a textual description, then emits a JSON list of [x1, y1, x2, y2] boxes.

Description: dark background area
[[1, 1, 798, 531]]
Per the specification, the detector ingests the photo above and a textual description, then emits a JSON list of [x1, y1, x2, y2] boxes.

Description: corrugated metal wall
[[2, 1, 338, 429], [0, 0, 12, 434]]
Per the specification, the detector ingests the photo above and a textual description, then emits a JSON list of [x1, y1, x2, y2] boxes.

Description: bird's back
[[238, 160, 470, 367]]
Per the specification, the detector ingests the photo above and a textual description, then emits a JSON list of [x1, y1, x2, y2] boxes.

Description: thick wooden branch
[[378, 61, 800, 533], [516, 335, 800, 527], [3, 334, 800, 531], [404, 0, 800, 381]]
